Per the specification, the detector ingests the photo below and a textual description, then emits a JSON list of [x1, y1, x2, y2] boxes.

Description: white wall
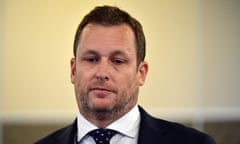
[[1, 0, 240, 124]]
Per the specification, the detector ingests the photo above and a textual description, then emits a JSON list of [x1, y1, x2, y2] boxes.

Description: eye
[[112, 58, 125, 64], [83, 57, 99, 63]]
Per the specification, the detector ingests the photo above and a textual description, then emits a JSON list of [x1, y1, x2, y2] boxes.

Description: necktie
[[88, 129, 117, 144]]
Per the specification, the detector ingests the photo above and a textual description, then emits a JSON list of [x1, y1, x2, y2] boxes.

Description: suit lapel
[[137, 106, 167, 144], [52, 107, 167, 144], [53, 119, 77, 144]]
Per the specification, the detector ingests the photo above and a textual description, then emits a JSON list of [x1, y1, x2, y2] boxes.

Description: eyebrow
[[111, 50, 130, 57], [80, 49, 131, 58], [81, 50, 99, 56]]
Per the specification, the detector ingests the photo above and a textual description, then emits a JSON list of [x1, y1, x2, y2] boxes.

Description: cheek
[[76, 68, 89, 80], [73, 69, 89, 91], [118, 74, 138, 92]]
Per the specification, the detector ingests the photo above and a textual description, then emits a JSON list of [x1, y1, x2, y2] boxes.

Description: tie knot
[[88, 129, 117, 144]]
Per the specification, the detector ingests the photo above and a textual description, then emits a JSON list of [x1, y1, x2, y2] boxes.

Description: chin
[[93, 105, 114, 112], [89, 101, 114, 111], [89, 98, 115, 109]]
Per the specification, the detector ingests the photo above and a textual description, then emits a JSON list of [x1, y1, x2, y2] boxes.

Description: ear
[[70, 57, 76, 84], [137, 61, 148, 86]]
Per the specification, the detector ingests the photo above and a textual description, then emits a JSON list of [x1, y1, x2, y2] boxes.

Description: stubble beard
[[77, 88, 139, 123]]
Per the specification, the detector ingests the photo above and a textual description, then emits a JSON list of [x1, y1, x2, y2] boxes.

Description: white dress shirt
[[77, 105, 140, 144]]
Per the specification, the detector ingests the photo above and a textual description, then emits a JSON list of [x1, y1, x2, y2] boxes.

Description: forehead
[[77, 23, 136, 56]]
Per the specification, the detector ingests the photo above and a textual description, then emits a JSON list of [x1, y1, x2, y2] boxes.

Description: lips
[[90, 86, 116, 95], [92, 87, 109, 91]]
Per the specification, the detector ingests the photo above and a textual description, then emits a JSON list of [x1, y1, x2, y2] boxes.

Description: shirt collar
[[77, 104, 140, 141]]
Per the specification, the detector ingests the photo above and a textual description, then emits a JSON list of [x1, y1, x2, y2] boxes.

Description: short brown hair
[[73, 5, 146, 65]]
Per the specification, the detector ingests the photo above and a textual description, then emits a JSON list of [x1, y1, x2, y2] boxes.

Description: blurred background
[[0, 0, 240, 144]]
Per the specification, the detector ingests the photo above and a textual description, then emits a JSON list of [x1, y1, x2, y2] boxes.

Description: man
[[35, 5, 215, 144]]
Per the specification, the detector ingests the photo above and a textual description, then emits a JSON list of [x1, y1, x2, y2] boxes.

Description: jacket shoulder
[[138, 106, 215, 144], [161, 119, 215, 143], [34, 120, 77, 144]]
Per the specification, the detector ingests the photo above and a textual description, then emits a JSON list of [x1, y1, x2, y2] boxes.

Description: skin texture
[[71, 23, 148, 128]]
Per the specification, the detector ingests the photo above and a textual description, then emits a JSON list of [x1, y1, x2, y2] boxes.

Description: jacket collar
[[137, 106, 168, 144], [50, 106, 168, 144]]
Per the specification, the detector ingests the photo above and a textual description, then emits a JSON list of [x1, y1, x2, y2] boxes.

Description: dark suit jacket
[[35, 106, 215, 144]]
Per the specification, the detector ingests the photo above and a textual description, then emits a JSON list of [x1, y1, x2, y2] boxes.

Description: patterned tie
[[88, 129, 117, 144]]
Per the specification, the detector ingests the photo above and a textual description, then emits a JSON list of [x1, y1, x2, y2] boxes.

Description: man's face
[[71, 23, 148, 119]]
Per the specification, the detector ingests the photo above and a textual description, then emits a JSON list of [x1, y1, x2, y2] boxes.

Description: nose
[[95, 60, 110, 81]]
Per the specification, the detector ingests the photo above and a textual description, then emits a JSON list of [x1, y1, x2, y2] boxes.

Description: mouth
[[89, 87, 116, 96]]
